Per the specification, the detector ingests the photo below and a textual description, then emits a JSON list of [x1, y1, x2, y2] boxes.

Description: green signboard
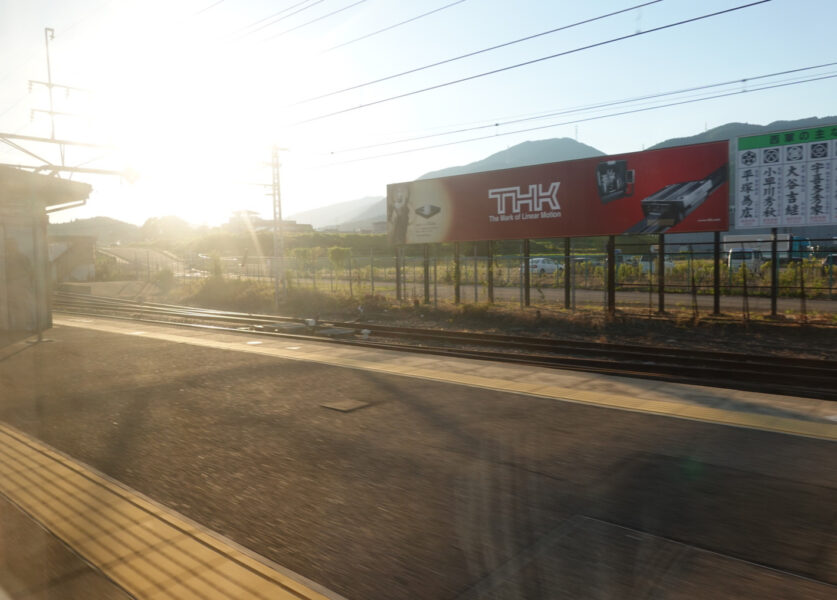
[[735, 124, 837, 229]]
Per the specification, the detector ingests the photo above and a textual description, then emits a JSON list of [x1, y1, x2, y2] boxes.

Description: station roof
[[0, 165, 92, 210]]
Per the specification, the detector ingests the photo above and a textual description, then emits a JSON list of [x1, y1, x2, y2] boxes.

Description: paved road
[[1, 325, 835, 599]]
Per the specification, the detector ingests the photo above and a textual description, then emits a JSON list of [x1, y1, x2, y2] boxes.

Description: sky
[[1, 0, 837, 226]]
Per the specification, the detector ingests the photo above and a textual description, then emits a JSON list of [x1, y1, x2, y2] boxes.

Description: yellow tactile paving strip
[[0, 423, 344, 600], [55, 317, 837, 442]]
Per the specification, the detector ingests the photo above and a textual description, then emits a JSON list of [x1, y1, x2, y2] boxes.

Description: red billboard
[[387, 141, 729, 245]]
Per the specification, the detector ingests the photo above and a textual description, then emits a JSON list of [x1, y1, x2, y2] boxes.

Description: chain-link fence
[[95, 236, 837, 318]]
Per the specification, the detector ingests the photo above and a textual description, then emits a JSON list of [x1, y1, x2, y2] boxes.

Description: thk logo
[[488, 182, 561, 214]]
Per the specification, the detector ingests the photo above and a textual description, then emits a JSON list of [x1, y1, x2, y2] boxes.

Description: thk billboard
[[387, 141, 729, 245]]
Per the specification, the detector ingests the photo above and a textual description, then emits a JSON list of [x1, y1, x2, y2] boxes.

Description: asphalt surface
[[0, 325, 835, 599]]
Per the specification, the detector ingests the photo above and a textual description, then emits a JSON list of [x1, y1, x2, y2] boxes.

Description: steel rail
[[53, 292, 837, 401]]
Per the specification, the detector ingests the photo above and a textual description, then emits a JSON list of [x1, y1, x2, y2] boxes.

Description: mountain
[[649, 116, 837, 149], [48, 216, 141, 245], [418, 138, 605, 179], [286, 195, 384, 230], [278, 117, 837, 232]]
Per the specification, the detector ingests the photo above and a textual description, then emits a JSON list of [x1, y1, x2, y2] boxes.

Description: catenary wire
[[322, 0, 470, 53], [261, 0, 368, 42], [295, 0, 663, 105], [233, 0, 326, 40], [195, 0, 226, 16], [313, 70, 837, 167], [292, 0, 771, 125], [328, 60, 837, 154]]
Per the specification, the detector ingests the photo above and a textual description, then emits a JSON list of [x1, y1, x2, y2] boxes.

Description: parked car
[[528, 257, 562, 274], [727, 248, 764, 272]]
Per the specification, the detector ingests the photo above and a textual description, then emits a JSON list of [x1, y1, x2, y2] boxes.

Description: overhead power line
[[234, 0, 326, 40], [262, 0, 368, 43], [331, 60, 837, 155], [298, 0, 662, 105], [195, 0, 226, 16], [322, 0, 470, 53], [316, 69, 836, 168], [293, 0, 772, 125]]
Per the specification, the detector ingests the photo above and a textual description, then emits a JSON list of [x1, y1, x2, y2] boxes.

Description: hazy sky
[[2, 0, 836, 225]]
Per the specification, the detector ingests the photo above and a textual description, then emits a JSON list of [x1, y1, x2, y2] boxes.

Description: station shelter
[[0, 166, 91, 333]]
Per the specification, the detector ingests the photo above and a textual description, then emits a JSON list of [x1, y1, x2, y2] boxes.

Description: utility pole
[[28, 27, 89, 168], [271, 146, 287, 310]]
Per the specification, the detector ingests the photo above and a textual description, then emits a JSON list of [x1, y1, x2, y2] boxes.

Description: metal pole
[[395, 248, 401, 301], [487, 240, 494, 303], [370, 248, 374, 294], [564, 238, 571, 309], [473, 244, 478, 303], [271, 146, 287, 310], [606, 235, 615, 316], [43, 28, 64, 166], [454, 242, 461, 304], [423, 244, 430, 304], [770, 227, 778, 317], [433, 250, 438, 307], [657, 234, 665, 313], [713, 231, 721, 315], [523, 239, 530, 307]]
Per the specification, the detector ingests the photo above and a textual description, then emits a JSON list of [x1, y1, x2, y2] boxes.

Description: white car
[[529, 257, 562, 274]]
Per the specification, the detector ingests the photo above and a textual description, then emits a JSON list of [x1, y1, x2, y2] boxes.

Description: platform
[[0, 315, 833, 599]]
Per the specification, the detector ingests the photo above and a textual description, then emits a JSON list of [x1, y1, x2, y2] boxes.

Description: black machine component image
[[596, 160, 635, 204], [640, 164, 728, 227]]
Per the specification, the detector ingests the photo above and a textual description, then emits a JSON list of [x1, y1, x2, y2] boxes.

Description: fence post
[[395, 248, 402, 301], [564, 237, 571, 309], [433, 249, 438, 307], [473, 244, 478, 303], [770, 227, 778, 317], [713, 231, 721, 315], [370, 248, 375, 294], [423, 244, 430, 304], [487, 240, 494, 303], [799, 261, 807, 322], [454, 242, 461, 305], [742, 261, 750, 322], [657, 234, 665, 313], [523, 239, 530, 307], [690, 245, 698, 320], [348, 254, 353, 298], [606, 236, 615, 316]]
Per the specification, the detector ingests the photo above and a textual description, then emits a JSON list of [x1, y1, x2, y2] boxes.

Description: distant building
[[49, 235, 96, 282]]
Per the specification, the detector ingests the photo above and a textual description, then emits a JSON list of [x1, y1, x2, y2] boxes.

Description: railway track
[[53, 291, 837, 401]]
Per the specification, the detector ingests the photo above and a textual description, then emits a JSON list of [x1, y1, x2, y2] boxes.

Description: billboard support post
[[771, 228, 778, 317], [523, 239, 530, 307], [395, 248, 401, 301], [423, 244, 430, 304], [657, 234, 666, 313], [454, 242, 461, 305], [473, 244, 478, 303], [564, 238, 571, 309], [713, 232, 721, 315], [487, 241, 494, 303], [606, 236, 616, 316], [433, 249, 438, 307]]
